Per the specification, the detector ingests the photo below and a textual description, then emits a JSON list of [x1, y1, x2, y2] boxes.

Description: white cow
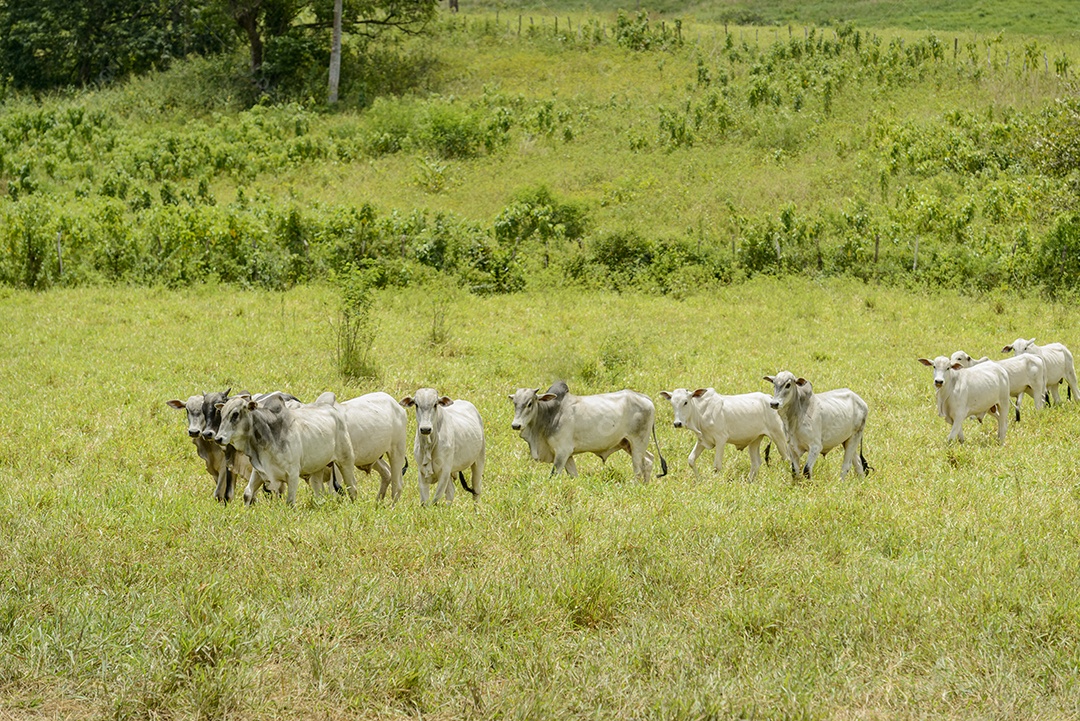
[[215, 393, 358, 505], [917, 356, 1010, 443], [273, 391, 402, 500], [1002, 338, 1078, 404], [400, 388, 484, 505], [764, 371, 870, 481], [951, 350, 1046, 421], [509, 381, 667, 483], [658, 388, 788, 481]]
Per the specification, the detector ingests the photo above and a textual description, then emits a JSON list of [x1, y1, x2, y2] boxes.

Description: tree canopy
[[0, 0, 438, 94]]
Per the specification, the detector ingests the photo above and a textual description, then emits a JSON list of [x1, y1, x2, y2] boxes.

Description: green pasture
[[2, 279, 1079, 718], [468, 1, 1080, 36]]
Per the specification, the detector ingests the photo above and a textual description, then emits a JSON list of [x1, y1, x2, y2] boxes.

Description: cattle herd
[[167, 336, 1077, 505]]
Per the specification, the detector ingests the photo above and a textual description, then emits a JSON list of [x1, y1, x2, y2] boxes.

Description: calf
[[509, 382, 667, 483], [951, 350, 1046, 421], [400, 389, 485, 505], [764, 372, 870, 481], [1002, 338, 1078, 404], [215, 393, 357, 506], [917, 356, 1010, 443], [659, 388, 788, 481]]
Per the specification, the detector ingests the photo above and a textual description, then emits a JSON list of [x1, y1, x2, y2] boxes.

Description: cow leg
[[686, 439, 707, 481], [374, 458, 393, 502], [243, 469, 265, 506], [948, 415, 965, 443], [308, 467, 326, 496], [746, 438, 762, 482], [387, 448, 406, 503], [214, 462, 230, 503], [552, 451, 574, 477], [431, 469, 454, 505], [802, 443, 822, 480], [839, 433, 862, 481], [628, 439, 648, 484], [1066, 370, 1079, 401], [285, 471, 302, 506], [1050, 382, 1063, 404], [471, 455, 484, 501], [712, 441, 726, 477], [996, 400, 1008, 444], [417, 473, 432, 506], [338, 461, 358, 501], [642, 451, 655, 484]]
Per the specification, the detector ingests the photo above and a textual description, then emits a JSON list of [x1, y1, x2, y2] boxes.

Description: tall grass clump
[[332, 265, 379, 381]]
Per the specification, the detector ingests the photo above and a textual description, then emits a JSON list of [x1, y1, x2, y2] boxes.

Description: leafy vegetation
[[3, 9, 1080, 297]]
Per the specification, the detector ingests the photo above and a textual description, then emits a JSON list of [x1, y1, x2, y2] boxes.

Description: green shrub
[[1036, 213, 1080, 298]]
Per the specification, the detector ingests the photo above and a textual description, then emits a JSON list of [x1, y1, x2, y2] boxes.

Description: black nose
[[188, 429, 200, 438], [511, 422, 521, 430], [673, 421, 682, 428], [215, 436, 225, 444], [934, 380, 943, 388], [420, 427, 432, 435], [201, 430, 214, 439], [770, 401, 779, 409]]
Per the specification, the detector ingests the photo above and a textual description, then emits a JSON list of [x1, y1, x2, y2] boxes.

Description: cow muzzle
[[511, 422, 522, 431], [673, 421, 683, 428], [201, 430, 215, 440], [215, 435, 226, 445], [769, 400, 780, 409], [934, 380, 944, 388], [419, 427, 432, 436], [188, 429, 200, 438]]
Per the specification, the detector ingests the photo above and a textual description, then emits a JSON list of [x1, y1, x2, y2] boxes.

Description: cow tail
[[331, 464, 345, 495], [860, 438, 873, 476], [652, 423, 668, 478], [765, 442, 771, 465], [403, 458, 409, 475], [459, 471, 476, 496]]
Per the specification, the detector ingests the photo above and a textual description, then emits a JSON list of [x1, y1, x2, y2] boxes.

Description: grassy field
[[467, 1, 1080, 36], [2, 279, 1080, 718]]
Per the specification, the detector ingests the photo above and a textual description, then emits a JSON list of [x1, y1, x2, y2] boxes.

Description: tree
[[0, 0, 232, 90], [224, 0, 437, 79]]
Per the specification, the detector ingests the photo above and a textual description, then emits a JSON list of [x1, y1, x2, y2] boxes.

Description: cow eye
[[230, 411, 239, 423], [785, 382, 790, 388]]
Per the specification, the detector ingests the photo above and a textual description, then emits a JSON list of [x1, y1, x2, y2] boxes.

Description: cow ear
[[763, 375, 774, 384], [238, 392, 252, 401], [166, 399, 185, 409], [247, 400, 258, 410], [214, 402, 225, 410], [950, 362, 963, 371], [659, 391, 672, 400], [1001, 345, 1012, 353], [537, 393, 558, 402], [507, 394, 515, 401], [400, 396, 414, 408], [796, 378, 808, 386], [691, 388, 708, 398], [438, 396, 454, 406], [918, 358, 933, 366]]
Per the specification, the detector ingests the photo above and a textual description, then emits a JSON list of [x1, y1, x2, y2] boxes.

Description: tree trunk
[[328, 0, 342, 104], [236, 8, 263, 73]]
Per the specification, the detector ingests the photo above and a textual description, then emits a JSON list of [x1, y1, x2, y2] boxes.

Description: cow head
[[509, 387, 553, 431], [199, 388, 231, 440], [401, 388, 452, 436], [214, 395, 258, 447], [166, 395, 206, 438], [1002, 338, 1035, 355], [918, 356, 961, 388], [764, 371, 808, 410], [659, 388, 708, 429]]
